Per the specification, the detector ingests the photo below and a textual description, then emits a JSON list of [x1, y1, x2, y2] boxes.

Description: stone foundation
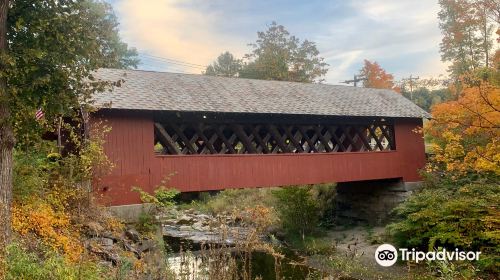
[[335, 179, 422, 225], [108, 203, 154, 223]]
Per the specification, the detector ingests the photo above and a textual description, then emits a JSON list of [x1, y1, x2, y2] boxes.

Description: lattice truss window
[[154, 121, 395, 155]]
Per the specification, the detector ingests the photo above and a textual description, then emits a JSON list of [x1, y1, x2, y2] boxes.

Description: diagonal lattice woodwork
[[154, 120, 395, 155]]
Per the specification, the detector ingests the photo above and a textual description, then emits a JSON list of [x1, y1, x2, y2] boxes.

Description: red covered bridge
[[91, 69, 429, 206]]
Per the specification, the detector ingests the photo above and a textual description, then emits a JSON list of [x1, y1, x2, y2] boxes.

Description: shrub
[[190, 184, 335, 235], [10, 134, 122, 264], [132, 179, 180, 234], [132, 177, 180, 209], [309, 183, 337, 228], [387, 181, 499, 273], [191, 188, 277, 216], [273, 186, 321, 239], [11, 197, 84, 262], [12, 149, 55, 200], [136, 211, 158, 234], [5, 243, 104, 280]]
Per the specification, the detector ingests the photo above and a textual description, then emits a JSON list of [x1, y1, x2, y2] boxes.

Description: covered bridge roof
[[93, 68, 430, 119]]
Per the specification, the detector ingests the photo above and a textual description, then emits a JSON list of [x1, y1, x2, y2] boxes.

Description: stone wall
[[108, 203, 154, 223], [334, 179, 422, 225]]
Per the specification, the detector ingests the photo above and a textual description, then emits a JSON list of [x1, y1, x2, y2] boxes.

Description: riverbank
[[158, 206, 422, 279], [146, 182, 498, 279]]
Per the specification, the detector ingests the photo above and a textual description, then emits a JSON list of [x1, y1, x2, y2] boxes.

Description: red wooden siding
[[94, 112, 425, 206]]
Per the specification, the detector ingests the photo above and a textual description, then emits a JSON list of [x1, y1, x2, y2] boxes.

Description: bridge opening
[[153, 113, 395, 155]]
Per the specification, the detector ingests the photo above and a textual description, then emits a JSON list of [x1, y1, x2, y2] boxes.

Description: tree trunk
[[0, 0, 12, 248], [483, 6, 489, 69]]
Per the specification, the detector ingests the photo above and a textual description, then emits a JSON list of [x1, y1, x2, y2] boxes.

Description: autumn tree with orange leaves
[[427, 0, 500, 177], [359, 60, 400, 92], [390, 73, 499, 274], [389, 60, 500, 276], [426, 78, 499, 176], [388, 2, 499, 274]]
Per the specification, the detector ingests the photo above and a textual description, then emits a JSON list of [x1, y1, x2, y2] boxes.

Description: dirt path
[[307, 226, 416, 279], [328, 226, 384, 264]]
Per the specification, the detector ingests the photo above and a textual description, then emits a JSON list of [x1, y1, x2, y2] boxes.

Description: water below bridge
[[164, 234, 338, 280]]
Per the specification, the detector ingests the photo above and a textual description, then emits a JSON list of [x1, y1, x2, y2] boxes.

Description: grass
[[5, 243, 105, 280], [364, 225, 387, 245], [184, 188, 278, 215], [285, 234, 335, 256]]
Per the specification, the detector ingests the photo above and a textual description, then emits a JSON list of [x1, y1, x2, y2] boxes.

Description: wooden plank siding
[[93, 111, 426, 206]]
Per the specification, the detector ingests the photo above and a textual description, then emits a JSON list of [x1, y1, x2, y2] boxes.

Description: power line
[[139, 65, 199, 75], [139, 57, 201, 71], [138, 56, 204, 73], [140, 56, 207, 70], [140, 53, 208, 69], [137, 62, 202, 75]]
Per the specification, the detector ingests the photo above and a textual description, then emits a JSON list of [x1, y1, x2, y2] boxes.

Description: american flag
[[35, 108, 44, 120]]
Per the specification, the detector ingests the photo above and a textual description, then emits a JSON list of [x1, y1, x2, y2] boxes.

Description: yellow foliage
[[11, 196, 83, 262], [243, 205, 275, 230], [426, 80, 500, 175], [106, 215, 126, 232], [134, 259, 145, 272], [45, 185, 78, 211]]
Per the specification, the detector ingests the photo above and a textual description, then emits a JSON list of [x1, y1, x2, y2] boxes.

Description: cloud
[[113, 0, 249, 73], [323, 50, 364, 83], [112, 0, 448, 82], [315, 0, 446, 83], [417, 55, 450, 79]]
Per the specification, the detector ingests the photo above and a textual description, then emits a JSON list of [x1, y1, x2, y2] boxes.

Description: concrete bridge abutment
[[334, 179, 422, 225]]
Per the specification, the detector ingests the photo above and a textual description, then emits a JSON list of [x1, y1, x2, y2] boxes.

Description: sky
[[109, 0, 449, 85]]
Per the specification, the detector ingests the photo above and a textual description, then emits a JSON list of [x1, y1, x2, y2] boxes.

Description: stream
[[164, 235, 329, 280], [160, 210, 366, 279]]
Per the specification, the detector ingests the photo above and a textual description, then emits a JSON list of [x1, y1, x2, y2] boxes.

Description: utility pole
[[340, 74, 367, 87], [403, 75, 419, 101]]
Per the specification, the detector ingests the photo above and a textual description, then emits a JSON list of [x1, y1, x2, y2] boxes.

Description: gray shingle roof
[[92, 68, 430, 118]]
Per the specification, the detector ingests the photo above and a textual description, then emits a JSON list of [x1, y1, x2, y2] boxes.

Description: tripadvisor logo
[[375, 244, 398, 267], [375, 244, 481, 267]]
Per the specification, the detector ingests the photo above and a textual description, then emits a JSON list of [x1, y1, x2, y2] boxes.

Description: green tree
[[402, 87, 455, 112], [438, 0, 499, 78], [388, 181, 499, 273], [239, 22, 328, 82], [204, 51, 241, 77], [273, 186, 320, 240], [0, 0, 138, 245]]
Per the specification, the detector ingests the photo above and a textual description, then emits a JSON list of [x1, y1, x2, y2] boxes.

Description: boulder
[[179, 225, 193, 231], [192, 221, 211, 232], [125, 228, 141, 243], [101, 231, 120, 242], [85, 221, 104, 236], [161, 219, 178, 225], [90, 237, 114, 249], [197, 214, 210, 220], [86, 241, 120, 265], [176, 215, 195, 225], [138, 239, 157, 253], [123, 241, 141, 259]]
